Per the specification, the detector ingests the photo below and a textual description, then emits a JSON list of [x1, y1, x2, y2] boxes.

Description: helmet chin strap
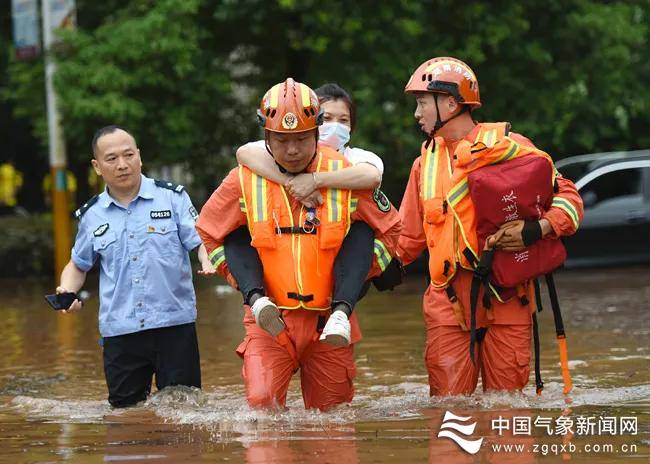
[[428, 93, 468, 138]]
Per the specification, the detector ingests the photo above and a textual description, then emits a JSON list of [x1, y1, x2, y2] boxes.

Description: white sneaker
[[251, 296, 284, 336], [319, 311, 351, 347]]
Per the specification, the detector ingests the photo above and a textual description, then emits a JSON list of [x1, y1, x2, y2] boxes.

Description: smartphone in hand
[[44, 292, 80, 311]]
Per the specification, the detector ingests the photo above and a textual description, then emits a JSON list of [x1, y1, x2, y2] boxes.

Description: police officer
[[56, 125, 212, 407]]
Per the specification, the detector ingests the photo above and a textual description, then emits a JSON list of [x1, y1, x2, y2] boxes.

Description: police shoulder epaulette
[[154, 179, 185, 193], [74, 195, 99, 219]]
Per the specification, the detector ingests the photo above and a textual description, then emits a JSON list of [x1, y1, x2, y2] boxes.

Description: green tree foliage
[[2, 0, 649, 203], [53, 0, 252, 193]]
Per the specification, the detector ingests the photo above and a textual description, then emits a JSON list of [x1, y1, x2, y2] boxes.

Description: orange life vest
[[420, 122, 556, 296], [239, 146, 352, 310]]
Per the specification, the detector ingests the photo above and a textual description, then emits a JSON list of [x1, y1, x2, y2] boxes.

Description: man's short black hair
[[92, 125, 134, 157], [314, 83, 356, 132]]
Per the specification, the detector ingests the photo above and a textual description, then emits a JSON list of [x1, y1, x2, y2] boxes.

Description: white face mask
[[318, 121, 351, 152]]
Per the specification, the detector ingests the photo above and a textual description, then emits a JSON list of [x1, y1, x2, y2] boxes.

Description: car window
[[558, 161, 591, 182], [581, 167, 643, 209]]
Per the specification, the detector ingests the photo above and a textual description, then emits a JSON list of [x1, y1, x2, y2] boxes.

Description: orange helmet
[[257, 78, 322, 133], [404, 57, 481, 108]]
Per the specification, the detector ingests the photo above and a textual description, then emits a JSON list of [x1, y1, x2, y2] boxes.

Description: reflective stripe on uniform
[[485, 129, 497, 147], [475, 127, 498, 148], [350, 198, 358, 213], [422, 142, 440, 200], [447, 178, 469, 207], [551, 197, 580, 230], [494, 139, 520, 164], [373, 239, 391, 272], [208, 246, 226, 269], [327, 159, 343, 222], [251, 173, 267, 222]]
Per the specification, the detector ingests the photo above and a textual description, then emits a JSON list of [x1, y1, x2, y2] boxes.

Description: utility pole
[[41, 0, 75, 280]]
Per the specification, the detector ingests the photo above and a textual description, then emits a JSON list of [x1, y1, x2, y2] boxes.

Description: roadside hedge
[[0, 214, 61, 277]]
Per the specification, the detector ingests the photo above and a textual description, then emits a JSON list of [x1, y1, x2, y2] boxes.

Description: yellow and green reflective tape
[[350, 198, 358, 213], [552, 197, 580, 230], [251, 173, 267, 222], [495, 140, 520, 164], [374, 239, 391, 272], [423, 143, 439, 200], [327, 160, 343, 222], [447, 179, 469, 207], [208, 246, 225, 269], [482, 129, 497, 147]]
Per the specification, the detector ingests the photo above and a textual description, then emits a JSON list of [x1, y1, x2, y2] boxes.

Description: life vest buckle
[[287, 292, 314, 303]]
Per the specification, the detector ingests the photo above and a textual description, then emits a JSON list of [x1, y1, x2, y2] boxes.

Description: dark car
[[557, 151, 650, 267]]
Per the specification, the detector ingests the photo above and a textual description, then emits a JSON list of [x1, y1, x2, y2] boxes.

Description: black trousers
[[224, 222, 375, 309], [102, 322, 201, 408]]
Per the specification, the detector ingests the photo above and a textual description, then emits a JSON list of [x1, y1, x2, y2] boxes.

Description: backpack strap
[[532, 311, 544, 394], [469, 249, 495, 364], [545, 273, 573, 395]]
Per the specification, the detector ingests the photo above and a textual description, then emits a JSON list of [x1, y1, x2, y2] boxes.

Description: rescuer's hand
[[300, 191, 324, 208], [492, 219, 552, 251], [493, 219, 527, 251], [286, 173, 317, 200]]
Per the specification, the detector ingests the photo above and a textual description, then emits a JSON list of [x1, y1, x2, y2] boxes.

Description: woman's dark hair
[[314, 83, 356, 132]]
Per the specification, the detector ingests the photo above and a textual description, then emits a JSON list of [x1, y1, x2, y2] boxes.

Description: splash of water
[[7, 381, 650, 431]]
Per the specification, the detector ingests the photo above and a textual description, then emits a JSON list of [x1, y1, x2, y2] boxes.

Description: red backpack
[[468, 155, 566, 288], [466, 154, 572, 395]]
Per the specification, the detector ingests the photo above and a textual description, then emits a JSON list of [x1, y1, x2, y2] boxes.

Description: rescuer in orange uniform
[[196, 78, 402, 411], [398, 57, 584, 395]]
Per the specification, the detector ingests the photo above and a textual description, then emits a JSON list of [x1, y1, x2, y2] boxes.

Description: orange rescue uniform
[[398, 123, 583, 395], [197, 145, 402, 410]]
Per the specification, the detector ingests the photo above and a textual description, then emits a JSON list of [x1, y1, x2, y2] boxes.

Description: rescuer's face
[[267, 129, 317, 174], [92, 129, 142, 193], [413, 92, 456, 135]]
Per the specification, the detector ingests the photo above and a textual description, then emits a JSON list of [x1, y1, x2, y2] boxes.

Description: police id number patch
[[150, 210, 172, 219], [373, 189, 391, 213]]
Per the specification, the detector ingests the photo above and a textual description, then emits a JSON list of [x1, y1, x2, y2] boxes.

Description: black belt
[[287, 292, 314, 302], [276, 226, 316, 235]]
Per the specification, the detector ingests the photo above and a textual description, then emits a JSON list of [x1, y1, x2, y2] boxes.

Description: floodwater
[[0, 267, 648, 463]]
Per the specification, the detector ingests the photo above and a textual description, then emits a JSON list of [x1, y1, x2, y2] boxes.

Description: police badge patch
[[93, 223, 109, 237], [189, 206, 198, 220], [373, 189, 391, 213], [282, 112, 298, 130]]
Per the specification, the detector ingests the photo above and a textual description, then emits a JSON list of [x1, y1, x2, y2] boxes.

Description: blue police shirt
[[71, 175, 203, 337]]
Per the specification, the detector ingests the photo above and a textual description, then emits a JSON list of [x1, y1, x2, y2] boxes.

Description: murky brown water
[[0, 267, 648, 463]]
